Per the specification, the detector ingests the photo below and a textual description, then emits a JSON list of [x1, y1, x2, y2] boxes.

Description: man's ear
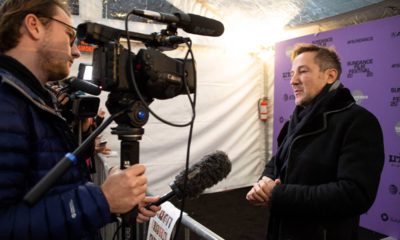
[[326, 68, 338, 84], [22, 14, 44, 41]]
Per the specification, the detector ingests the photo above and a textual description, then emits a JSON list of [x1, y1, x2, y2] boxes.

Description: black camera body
[[47, 77, 100, 119], [79, 22, 195, 100], [76, 22, 197, 128]]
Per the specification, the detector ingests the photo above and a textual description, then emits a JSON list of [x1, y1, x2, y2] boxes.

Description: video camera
[[76, 22, 195, 100], [46, 76, 100, 119], [74, 9, 223, 128]]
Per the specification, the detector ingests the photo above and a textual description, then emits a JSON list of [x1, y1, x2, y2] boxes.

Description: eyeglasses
[[40, 16, 77, 47]]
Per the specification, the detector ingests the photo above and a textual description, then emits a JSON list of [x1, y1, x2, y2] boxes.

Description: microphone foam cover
[[183, 14, 224, 36], [172, 150, 231, 199]]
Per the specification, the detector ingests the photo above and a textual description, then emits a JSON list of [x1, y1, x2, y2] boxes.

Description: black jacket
[[263, 86, 384, 240]]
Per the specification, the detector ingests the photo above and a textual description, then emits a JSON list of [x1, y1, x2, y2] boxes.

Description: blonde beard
[[38, 41, 71, 82]]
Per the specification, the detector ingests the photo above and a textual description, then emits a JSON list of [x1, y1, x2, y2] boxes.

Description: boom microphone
[[146, 150, 231, 209], [131, 9, 224, 37]]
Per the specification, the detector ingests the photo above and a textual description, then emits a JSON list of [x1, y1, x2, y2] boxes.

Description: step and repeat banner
[[273, 15, 400, 238]]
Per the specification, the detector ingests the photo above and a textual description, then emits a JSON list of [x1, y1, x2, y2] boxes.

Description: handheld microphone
[[131, 9, 224, 37], [146, 150, 231, 209]]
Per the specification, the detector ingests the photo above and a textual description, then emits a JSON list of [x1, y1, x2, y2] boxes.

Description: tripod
[[106, 93, 151, 240], [111, 125, 144, 240]]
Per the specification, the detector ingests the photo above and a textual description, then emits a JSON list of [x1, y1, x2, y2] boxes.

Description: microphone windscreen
[[183, 14, 224, 36], [172, 150, 231, 199]]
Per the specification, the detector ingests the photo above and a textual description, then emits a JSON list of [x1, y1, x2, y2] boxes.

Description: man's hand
[[246, 176, 281, 208], [136, 196, 162, 223], [94, 136, 111, 155], [47, 83, 70, 106], [101, 164, 147, 214]]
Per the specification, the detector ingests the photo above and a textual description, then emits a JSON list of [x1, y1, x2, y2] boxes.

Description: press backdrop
[[273, 15, 400, 238]]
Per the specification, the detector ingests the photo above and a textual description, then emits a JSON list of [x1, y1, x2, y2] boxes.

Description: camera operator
[[0, 1, 160, 239]]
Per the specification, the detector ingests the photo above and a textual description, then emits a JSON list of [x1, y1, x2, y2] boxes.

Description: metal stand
[[106, 92, 151, 240], [112, 126, 144, 240]]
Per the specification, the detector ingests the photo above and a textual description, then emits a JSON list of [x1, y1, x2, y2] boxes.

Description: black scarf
[[275, 81, 342, 180], [0, 54, 54, 107]]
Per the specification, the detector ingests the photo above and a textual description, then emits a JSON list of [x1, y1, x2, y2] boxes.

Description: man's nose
[[290, 72, 298, 85], [72, 45, 81, 59]]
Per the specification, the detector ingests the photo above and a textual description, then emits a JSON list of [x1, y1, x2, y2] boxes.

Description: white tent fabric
[[139, 47, 267, 195]]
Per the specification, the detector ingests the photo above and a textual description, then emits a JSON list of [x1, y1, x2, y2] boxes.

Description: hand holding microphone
[[146, 150, 232, 209], [137, 196, 162, 223], [101, 164, 148, 214]]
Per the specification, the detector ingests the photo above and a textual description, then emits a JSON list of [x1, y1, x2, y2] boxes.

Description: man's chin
[[48, 70, 69, 82]]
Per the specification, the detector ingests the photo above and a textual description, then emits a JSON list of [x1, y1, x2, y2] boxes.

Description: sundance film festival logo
[[312, 37, 333, 47], [381, 213, 390, 222], [283, 93, 295, 102], [389, 184, 399, 195], [392, 63, 400, 68], [347, 59, 374, 78], [390, 88, 400, 107], [282, 71, 291, 80], [351, 90, 368, 105], [347, 36, 373, 44], [391, 31, 400, 38], [380, 213, 400, 224], [279, 116, 289, 124], [389, 154, 400, 168]]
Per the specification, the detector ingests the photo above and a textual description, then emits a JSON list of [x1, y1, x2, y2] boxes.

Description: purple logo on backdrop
[[282, 71, 291, 80], [312, 37, 333, 46], [279, 116, 286, 124], [380, 213, 400, 223], [283, 93, 295, 102], [351, 90, 369, 105], [391, 31, 400, 38], [347, 36, 373, 44], [392, 63, 400, 68], [381, 213, 390, 222], [347, 59, 374, 78], [390, 88, 400, 107], [389, 154, 400, 167], [389, 184, 399, 195]]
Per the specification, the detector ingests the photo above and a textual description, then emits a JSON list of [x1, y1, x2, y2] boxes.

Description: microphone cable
[[122, 11, 197, 240]]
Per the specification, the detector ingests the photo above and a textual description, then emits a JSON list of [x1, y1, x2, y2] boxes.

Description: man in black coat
[[246, 43, 384, 240]]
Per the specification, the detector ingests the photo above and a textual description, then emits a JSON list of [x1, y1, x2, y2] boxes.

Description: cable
[[123, 12, 198, 240], [112, 221, 122, 240], [124, 12, 197, 128]]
